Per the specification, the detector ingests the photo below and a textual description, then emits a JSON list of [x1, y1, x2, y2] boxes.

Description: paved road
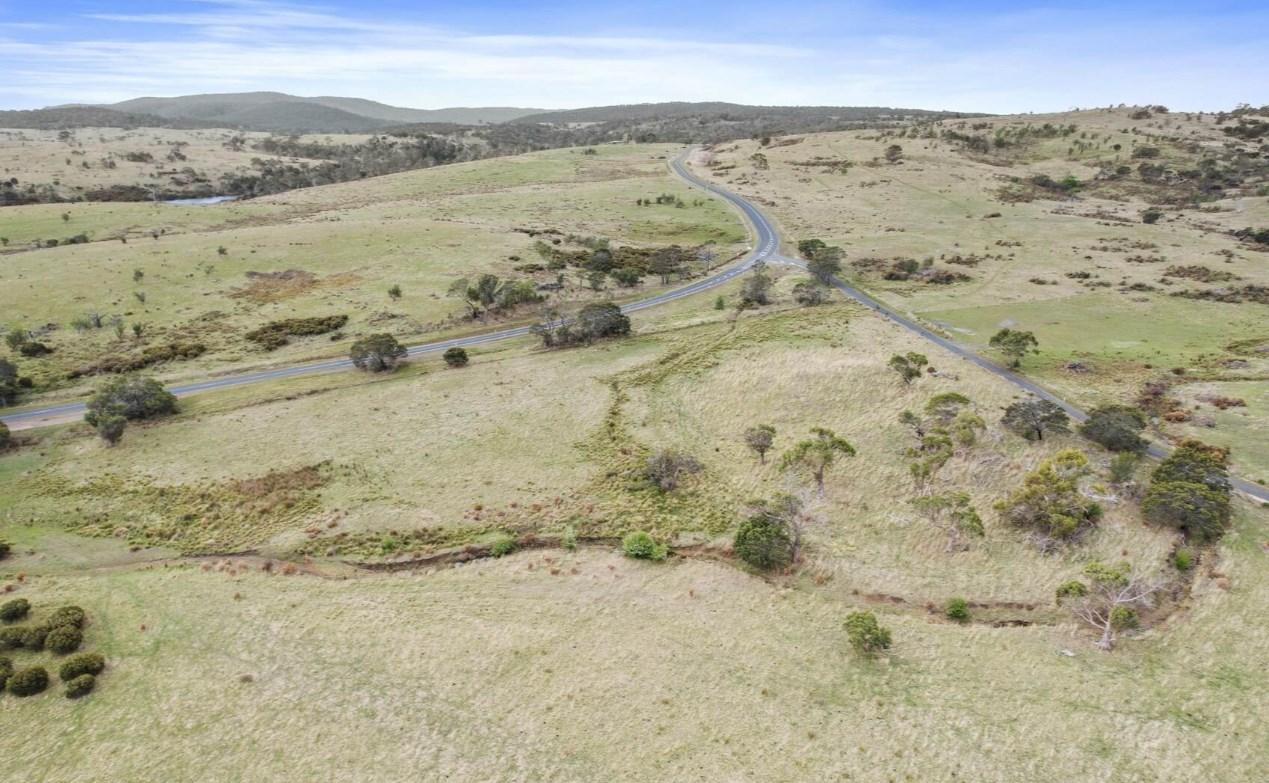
[[1, 149, 776, 430], [4, 149, 1267, 504]]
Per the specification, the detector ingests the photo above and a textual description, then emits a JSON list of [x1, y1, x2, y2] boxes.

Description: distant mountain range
[[3, 93, 978, 134]]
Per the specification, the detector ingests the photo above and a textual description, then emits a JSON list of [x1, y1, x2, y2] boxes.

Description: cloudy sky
[[1, 0, 1265, 112]]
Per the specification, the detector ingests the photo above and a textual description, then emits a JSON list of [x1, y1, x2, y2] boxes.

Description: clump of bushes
[[622, 531, 667, 561], [7, 665, 48, 696], [245, 315, 348, 350], [1, 597, 31, 622], [845, 611, 892, 655], [532, 302, 631, 348], [644, 449, 702, 492], [733, 504, 795, 571], [84, 375, 177, 445], [70, 341, 206, 377]]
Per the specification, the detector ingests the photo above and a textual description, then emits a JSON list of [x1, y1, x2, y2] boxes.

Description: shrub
[[1173, 547, 1195, 571], [1143, 440, 1232, 542], [844, 611, 892, 655], [1079, 405, 1148, 453], [945, 597, 970, 622], [443, 347, 469, 368], [0, 540, 10, 559], [59, 652, 106, 681], [350, 333, 408, 372], [0, 597, 30, 622], [0, 627, 24, 648], [622, 531, 667, 561], [95, 413, 127, 445], [996, 449, 1101, 544], [733, 512, 793, 571], [49, 605, 86, 629], [7, 665, 48, 696], [1108, 453, 1139, 484], [45, 625, 83, 654], [65, 673, 96, 699], [644, 449, 702, 492], [0, 655, 10, 690], [245, 315, 348, 350], [21, 624, 51, 651], [0, 421, 9, 450], [489, 533, 517, 557]]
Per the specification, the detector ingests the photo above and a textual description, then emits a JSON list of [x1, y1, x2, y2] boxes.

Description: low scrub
[[70, 342, 206, 378], [64, 673, 96, 699], [7, 665, 49, 696], [58, 652, 106, 682], [622, 531, 667, 561], [246, 315, 348, 350]]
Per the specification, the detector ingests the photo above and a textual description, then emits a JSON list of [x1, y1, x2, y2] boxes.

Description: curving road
[[3, 148, 1267, 503]]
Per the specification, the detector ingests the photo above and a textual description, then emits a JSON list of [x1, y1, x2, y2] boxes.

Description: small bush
[[622, 531, 667, 561], [1080, 406, 1148, 453], [0, 597, 30, 622], [21, 624, 51, 651], [0, 627, 24, 648], [944, 598, 970, 622], [733, 514, 792, 571], [443, 347, 469, 368], [45, 625, 83, 654], [59, 652, 106, 682], [49, 605, 86, 629], [1173, 547, 1195, 572], [0, 540, 9, 559], [560, 526, 578, 551], [489, 533, 517, 558], [844, 611, 892, 655], [7, 665, 49, 696], [0, 655, 11, 690], [65, 673, 96, 699]]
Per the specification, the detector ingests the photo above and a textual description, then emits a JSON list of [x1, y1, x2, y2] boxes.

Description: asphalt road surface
[[4, 149, 1267, 504]]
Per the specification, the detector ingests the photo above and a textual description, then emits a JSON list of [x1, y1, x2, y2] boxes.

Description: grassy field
[[1, 124, 1267, 782], [691, 107, 1269, 479], [1, 143, 745, 391]]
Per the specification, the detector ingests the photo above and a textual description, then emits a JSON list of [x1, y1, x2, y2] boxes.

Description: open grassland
[[1, 271, 1267, 781], [0, 525, 1265, 783], [692, 107, 1269, 479], [1, 143, 745, 391]]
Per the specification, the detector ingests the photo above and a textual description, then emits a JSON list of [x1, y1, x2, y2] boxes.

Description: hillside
[[0, 106, 211, 130], [102, 92, 542, 131], [516, 102, 977, 124]]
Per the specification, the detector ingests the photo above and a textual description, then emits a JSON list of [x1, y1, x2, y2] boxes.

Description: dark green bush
[[59, 652, 106, 682], [0, 655, 11, 690], [733, 513, 792, 571], [49, 605, 86, 629], [0, 627, 24, 648], [0, 540, 10, 559], [622, 531, 667, 561], [245, 315, 348, 350], [7, 665, 49, 696], [0, 597, 30, 622], [443, 347, 469, 368], [84, 375, 177, 426], [21, 624, 51, 651], [45, 625, 83, 654], [945, 598, 971, 622], [1079, 405, 1148, 453], [1173, 547, 1195, 571], [65, 674, 96, 699], [350, 333, 408, 372]]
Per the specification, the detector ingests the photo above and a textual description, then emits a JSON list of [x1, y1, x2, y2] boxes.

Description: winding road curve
[[4, 149, 1267, 503]]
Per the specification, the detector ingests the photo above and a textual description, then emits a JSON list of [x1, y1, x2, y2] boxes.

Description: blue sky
[[1, 0, 1265, 112]]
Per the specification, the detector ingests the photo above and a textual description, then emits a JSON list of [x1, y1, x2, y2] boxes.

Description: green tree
[[888, 352, 928, 384], [0, 358, 20, 406], [1001, 398, 1070, 441], [1079, 405, 1148, 453], [807, 253, 843, 284], [989, 329, 1039, 368], [1142, 440, 1232, 542], [845, 611, 892, 655], [995, 449, 1102, 546], [350, 334, 408, 372], [743, 424, 776, 464], [84, 376, 176, 429], [781, 427, 856, 494]]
